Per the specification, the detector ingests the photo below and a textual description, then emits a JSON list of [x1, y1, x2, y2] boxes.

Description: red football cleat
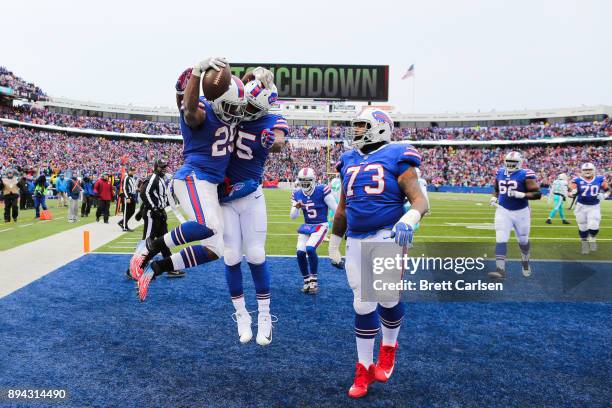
[[348, 363, 376, 398], [137, 268, 154, 302], [129, 254, 145, 281], [374, 342, 398, 382]]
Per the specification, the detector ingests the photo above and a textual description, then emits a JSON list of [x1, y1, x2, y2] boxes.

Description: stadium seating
[[1, 105, 610, 141], [1, 125, 608, 187]]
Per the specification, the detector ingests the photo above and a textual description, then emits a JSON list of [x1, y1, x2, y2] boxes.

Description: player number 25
[[346, 164, 385, 197], [212, 126, 235, 157], [498, 180, 518, 195]]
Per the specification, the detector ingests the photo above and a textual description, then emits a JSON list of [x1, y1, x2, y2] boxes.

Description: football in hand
[[202, 64, 231, 101]]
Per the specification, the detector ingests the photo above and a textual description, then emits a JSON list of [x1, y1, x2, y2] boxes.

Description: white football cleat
[[588, 237, 597, 252], [232, 311, 253, 344], [581, 241, 590, 255], [256, 313, 276, 346], [521, 260, 531, 277]]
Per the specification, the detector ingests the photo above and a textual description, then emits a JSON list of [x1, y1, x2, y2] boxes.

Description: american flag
[[401, 64, 415, 80]]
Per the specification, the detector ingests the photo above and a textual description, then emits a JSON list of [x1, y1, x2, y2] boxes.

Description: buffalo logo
[[372, 110, 392, 125], [268, 92, 278, 105]]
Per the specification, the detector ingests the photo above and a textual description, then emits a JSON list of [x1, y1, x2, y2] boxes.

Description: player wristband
[[398, 209, 421, 229]]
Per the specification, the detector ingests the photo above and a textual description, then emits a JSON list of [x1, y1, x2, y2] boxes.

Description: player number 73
[[345, 164, 385, 196]]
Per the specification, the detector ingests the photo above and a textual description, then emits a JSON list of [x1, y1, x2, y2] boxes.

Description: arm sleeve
[[271, 117, 289, 136], [324, 193, 338, 213], [290, 205, 300, 219]]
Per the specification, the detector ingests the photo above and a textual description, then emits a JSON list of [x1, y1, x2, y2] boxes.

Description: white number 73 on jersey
[[346, 164, 385, 196]]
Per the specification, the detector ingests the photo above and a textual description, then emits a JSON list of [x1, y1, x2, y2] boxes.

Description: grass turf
[[96, 190, 612, 259], [0, 204, 104, 251], [0, 254, 610, 407]]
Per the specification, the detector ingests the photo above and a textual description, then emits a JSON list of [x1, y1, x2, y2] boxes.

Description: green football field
[[94, 190, 612, 260]]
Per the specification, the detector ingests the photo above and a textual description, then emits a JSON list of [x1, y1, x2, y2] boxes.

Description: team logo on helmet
[[372, 110, 392, 126], [268, 92, 278, 105]]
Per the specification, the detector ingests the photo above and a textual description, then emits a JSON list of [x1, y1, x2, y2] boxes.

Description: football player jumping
[[290, 168, 337, 294], [489, 151, 541, 279], [221, 68, 288, 346], [130, 57, 247, 301], [569, 163, 609, 254], [329, 108, 428, 398]]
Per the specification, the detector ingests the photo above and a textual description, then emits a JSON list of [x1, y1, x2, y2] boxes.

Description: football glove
[[261, 129, 275, 149], [507, 190, 526, 199], [252, 66, 274, 89], [192, 57, 228, 77], [328, 234, 343, 267], [489, 196, 498, 206], [175, 68, 192, 95], [391, 222, 414, 247]]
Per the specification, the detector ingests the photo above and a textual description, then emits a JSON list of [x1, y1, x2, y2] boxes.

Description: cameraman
[[127, 159, 184, 279]]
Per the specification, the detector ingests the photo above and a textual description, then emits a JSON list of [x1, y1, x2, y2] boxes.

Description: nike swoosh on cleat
[[255, 195, 262, 199]]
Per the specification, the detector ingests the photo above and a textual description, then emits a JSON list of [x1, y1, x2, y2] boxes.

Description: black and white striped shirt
[[122, 174, 137, 196], [144, 173, 168, 210]]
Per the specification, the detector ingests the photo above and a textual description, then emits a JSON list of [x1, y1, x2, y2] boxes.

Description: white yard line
[[0, 228, 14, 233], [18, 223, 33, 228]]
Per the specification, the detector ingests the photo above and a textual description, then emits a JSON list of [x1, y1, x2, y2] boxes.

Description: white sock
[[381, 326, 400, 347], [232, 296, 247, 314], [257, 298, 270, 315], [356, 337, 375, 368]]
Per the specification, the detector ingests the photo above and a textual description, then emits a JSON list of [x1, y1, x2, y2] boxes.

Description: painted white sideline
[[0, 214, 141, 299]]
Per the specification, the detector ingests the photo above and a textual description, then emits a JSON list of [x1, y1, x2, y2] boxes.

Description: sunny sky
[[4, 0, 611, 113]]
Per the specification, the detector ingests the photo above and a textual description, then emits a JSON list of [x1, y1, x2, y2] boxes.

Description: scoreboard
[[231, 63, 389, 102]]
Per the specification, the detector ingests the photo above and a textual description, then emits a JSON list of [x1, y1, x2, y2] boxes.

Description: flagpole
[[412, 74, 416, 113]]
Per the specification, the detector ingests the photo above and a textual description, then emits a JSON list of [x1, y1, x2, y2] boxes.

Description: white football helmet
[[243, 80, 278, 121], [581, 162, 596, 179], [348, 108, 394, 150], [212, 75, 247, 124], [557, 173, 568, 181], [297, 168, 316, 194], [504, 151, 523, 173]]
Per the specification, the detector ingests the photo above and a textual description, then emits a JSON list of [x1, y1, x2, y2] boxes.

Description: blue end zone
[[0, 255, 610, 407]]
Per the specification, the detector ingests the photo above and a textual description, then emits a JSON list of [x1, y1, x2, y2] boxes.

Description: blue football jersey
[[496, 168, 536, 211], [292, 184, 331, 224], [226, 114, 288, 183], [174, 98, 236, 184], [336, 143, 421, 238], [574, 175, 605, 205]]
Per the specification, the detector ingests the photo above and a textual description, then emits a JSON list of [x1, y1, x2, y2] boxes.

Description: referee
[[127, 159, 185, 279], [119, 166, 137, 231]]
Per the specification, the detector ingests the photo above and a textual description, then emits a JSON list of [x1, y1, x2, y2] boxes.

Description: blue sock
[[588, 229, 599, 237], [225, 263, 243, 299], [249, 262, 271, 303], [495, 242, 507, 270], [306, 246, 318, 277], [172, 244, 215, 270], [297, 250, 309, 280], [579, 230, 589, 240], [355, 310, 380, 339], [167, 221, 214, 247], [378, 303, 405, 346]]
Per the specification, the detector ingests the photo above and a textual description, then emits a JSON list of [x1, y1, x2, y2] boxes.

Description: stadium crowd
[[2, 105, 610, 141], [0, 67, 47, 100], [1, 126, 609, 189]]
